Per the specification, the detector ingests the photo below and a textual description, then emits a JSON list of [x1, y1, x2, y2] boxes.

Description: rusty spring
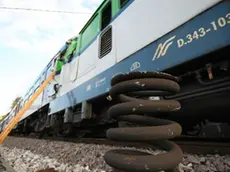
[[104, 71, 183, 172]]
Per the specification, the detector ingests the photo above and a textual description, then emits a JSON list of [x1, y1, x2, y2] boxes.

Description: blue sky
[[0, 0, 103, 115]]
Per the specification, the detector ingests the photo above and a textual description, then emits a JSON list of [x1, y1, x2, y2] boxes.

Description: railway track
[[2, 135, 230, 172], [9, 134, 230, 156], [176, 140, 230, 155]]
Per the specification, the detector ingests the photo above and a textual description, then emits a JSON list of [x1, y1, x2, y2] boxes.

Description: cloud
[[82, 0, 105, 9], [0, 0, 103, 115], [0, 0, 103, 56]]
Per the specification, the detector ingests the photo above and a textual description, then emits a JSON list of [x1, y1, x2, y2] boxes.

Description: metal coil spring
[[104, 71, 183, 172]]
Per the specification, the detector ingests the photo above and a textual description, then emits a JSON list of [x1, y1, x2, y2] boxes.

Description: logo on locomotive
[[152, 35, 176, 61]]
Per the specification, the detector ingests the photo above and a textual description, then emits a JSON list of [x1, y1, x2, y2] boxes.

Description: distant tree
[[10, 97, 21, 110], [0, 112, 9, 122], [0, 97, 21, 122]]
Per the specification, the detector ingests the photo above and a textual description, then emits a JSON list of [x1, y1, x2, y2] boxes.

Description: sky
[[0, 0, 103, 115]]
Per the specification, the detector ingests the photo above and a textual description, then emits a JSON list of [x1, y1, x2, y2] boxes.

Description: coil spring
[[104, 71, 183, 172]]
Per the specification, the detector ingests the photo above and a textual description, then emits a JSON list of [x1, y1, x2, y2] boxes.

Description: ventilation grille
[[100, 27, 112, 58]]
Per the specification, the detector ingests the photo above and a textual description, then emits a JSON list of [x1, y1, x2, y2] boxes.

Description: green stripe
[[112, 0, 120, 17]]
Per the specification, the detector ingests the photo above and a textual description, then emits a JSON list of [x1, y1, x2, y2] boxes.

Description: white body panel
[[70, 57, 79, 81], [20, 94, 43, 120], [115, 0, 221, 62], [78, 41, 97, 78], [59, 26, 117, 96], [21, 103, 41, 120], [58, 41, 99, 96], [41, 64, 56, 106], [60, 64, 69, 85]]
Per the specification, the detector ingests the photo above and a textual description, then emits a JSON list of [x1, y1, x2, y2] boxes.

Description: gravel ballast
[[0, 136, 230, 172], [0, 146, 95, 172]]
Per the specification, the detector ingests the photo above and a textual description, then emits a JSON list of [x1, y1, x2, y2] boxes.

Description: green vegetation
[[11, 96, 21, 110], [0, 112, 9, 122], [0, 96, 21, 122]]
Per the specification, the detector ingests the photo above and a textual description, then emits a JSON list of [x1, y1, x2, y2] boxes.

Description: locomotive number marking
[[177, 12, 230, 48], [95, 77, 106, 88]]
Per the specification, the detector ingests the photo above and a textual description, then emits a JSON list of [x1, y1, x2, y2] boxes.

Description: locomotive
[[0, 0, 230, 171]]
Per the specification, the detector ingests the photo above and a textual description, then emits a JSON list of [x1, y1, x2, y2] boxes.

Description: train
[[1, 0, 230, 171]]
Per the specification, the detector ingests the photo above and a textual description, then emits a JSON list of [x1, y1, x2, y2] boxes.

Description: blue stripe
[[49, 1, 230, 115]]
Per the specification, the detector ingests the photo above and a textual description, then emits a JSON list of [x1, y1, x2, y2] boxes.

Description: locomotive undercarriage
[[165, 46, 230, 139]]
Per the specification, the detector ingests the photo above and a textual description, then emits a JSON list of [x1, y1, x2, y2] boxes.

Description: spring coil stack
[[104, 71, 183, 172]]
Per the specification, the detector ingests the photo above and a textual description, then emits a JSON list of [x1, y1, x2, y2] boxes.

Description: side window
[[53, 58, 57, 68], [34, 78, 40, 93], [24, 93, 28, 105], [24, 99, 28, 106], [120, 0, 130, 8], [80, 15, 99, 51], [16, 100, 21, 112], [73, 41, 78, 56], [41, 71, 46, 83], [28, 93, 33, 101], [101, 1, 112, 31]]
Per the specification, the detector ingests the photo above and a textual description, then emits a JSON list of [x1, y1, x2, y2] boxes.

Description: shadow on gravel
[[37, 168, 58, 172], [36, 168, 124, 172]]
